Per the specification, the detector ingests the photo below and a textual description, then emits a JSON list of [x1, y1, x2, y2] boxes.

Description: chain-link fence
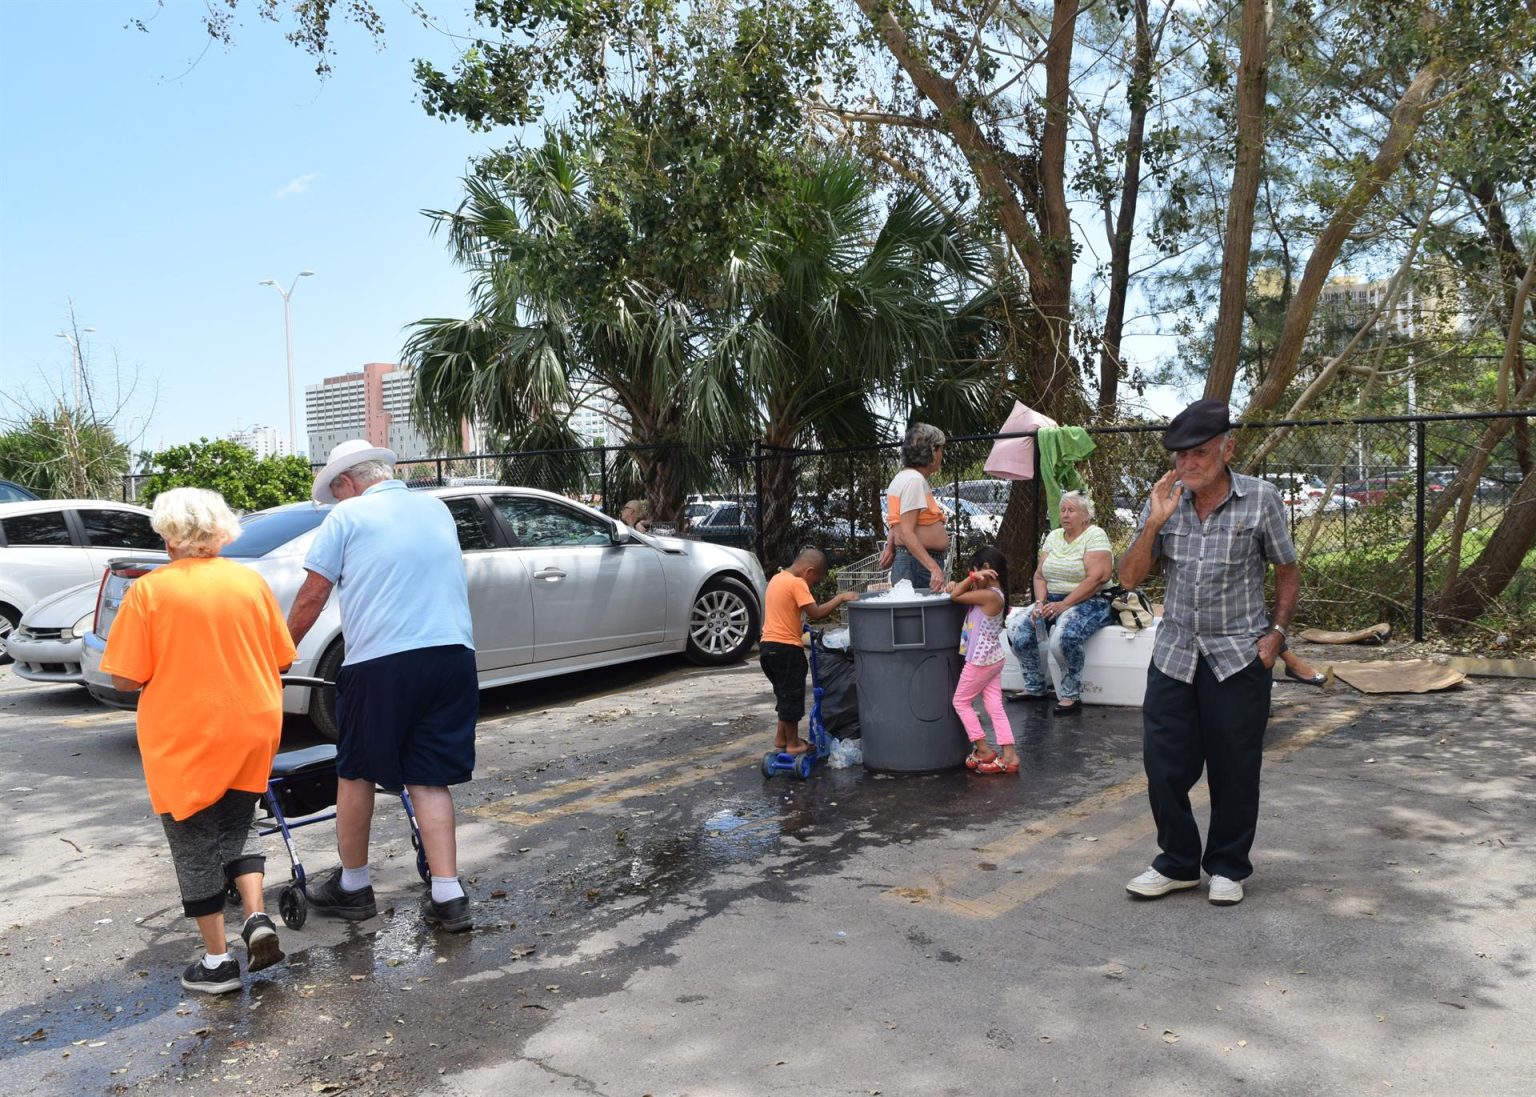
[[120, 411, 1534, 643]]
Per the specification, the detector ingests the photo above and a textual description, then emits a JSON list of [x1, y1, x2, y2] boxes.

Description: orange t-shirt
[[761, 570, 816, 646], [100, 557, 298, 821]]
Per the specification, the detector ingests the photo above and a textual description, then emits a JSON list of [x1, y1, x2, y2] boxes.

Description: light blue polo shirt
[[303, 480, 474, 666]]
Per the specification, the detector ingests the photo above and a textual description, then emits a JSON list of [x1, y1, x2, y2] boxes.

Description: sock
[[203, 951, 232, 968], [430, 875, 465, 903], [340, 865, 371, 892]]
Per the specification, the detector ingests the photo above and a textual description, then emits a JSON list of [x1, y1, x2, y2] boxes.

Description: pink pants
[[953, 660, 1013, 746]]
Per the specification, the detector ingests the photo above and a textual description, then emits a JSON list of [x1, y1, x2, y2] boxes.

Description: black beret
[[1163, 399, 1233, 451]]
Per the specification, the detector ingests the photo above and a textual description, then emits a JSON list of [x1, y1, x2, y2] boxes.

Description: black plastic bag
[[815, 647, 860, 737]]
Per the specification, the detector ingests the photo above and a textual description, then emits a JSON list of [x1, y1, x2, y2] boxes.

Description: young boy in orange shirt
[[759, 548, 859, 754]]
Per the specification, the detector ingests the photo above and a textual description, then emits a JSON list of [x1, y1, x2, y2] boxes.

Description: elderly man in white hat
[[286, 439, 478, 932]]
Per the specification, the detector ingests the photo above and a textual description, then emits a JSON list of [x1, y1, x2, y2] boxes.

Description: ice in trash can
[[822, 627, 851, 650], [828, 736, 863, 769]]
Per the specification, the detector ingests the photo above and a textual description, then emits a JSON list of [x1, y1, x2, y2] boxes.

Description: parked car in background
[[1340, 475, 1444, 505], [689, 501, 757, 551], [0, 499, 163, 665], [3, 580, 99, 685], [0, 480, 41, 504], [82, 486, 766, 738], [1262, 472, 1327, 511]]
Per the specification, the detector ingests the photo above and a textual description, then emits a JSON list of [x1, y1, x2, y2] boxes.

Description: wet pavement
[[1, 647, 1532, 1096]]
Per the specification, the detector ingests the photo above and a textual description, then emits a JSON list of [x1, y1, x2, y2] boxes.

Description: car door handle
[[533, 567, 567, 581]]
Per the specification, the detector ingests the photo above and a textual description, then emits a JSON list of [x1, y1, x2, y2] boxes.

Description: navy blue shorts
[[335, 645, 477, 788]]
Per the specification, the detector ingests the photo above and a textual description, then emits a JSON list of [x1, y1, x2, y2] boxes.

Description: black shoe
[[1052, 699, 1083, 716], [241, 913, 285, 972], [422, 892, 472, 933], [1284, 665, 1328, 686], [181, 957, 242, 995], [308, 867, 378, 921]]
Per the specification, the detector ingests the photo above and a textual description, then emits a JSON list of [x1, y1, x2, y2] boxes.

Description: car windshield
[[221, 507, 329, 558]]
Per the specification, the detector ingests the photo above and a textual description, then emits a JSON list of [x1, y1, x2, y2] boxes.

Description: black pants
[[1142, 655, 1272, 882]]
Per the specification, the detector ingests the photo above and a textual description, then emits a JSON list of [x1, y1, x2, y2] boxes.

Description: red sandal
[[965, 747, 998, 771], [976, 755, 1020, 775]]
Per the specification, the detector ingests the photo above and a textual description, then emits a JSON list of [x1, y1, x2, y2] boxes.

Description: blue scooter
[[761, 627, 829, 780]]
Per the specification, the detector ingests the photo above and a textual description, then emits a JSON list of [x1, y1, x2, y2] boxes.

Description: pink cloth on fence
[[953, 660, 1013, 746], [983, 401, 1057, 480]]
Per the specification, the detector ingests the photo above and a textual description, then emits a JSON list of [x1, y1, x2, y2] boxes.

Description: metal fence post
[[754, 441, 765, 562], [599, 446, 609, 515], [1413, 419, 1427, 642]]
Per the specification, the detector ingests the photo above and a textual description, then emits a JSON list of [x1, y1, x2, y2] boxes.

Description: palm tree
[[404, 132, 718, 522], [698, 156, 1000, 566]]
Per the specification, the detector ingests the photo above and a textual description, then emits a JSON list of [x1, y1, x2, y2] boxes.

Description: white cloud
[[273, 173, 320, 199]]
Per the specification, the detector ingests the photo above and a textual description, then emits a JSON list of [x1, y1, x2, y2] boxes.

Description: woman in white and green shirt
[[1008, 491, 1114, 713]]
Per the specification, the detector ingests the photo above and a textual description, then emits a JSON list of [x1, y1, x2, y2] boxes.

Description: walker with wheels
[[240, 675, 431, 929], [761, 627, 829, 781]]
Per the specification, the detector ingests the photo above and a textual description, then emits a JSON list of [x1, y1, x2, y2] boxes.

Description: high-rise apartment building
[[305, 362, 435, 460], [568, 385, 628, 445], [226, 424, 290, 459]]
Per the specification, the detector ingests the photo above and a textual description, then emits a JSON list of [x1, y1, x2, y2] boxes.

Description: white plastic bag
[[828, 736, 863, 769], [822, 627, 851, 650]]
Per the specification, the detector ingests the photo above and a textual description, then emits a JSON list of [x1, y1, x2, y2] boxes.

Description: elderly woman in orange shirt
[[101, 488, 297, 995]]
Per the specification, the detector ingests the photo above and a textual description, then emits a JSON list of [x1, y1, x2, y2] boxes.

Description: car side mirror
[[612, 523, 635, 544]]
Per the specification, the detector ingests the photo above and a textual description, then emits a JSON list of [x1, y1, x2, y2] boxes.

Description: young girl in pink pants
[[950, 545, 1018, 775]]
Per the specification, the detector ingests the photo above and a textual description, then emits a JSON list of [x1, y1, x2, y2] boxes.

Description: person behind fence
[[1117, 400, 1299, 907], [879, 422, 950, 592], [287, 439, 479, 933], [759, 548, 859, 755], [949, 546, 1018, 774], [1008, 490, 1114, 715], [620, 498, 652, 533], [100, 488, 298, 995]]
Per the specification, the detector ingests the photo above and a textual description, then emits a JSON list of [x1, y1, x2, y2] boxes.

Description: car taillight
[[92, 568, 110, 635]]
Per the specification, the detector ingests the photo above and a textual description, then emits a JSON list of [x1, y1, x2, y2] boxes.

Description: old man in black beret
[[1116, 400, 1300, 906]]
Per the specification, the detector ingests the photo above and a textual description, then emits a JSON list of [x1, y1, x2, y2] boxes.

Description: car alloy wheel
[[685, 577, 757, 666]]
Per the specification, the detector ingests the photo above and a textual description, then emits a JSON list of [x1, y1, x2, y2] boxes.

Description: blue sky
[[1, 2, 509, 457]]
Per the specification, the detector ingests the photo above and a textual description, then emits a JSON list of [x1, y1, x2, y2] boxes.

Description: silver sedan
[[82, 486, 767, 738]]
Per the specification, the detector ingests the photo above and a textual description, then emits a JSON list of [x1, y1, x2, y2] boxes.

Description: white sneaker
[[1208, 875, 1245, 905], [1125, 866, 1200, 898]]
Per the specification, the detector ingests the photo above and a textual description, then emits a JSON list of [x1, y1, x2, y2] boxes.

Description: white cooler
[[1001, 615, 1160, 707]]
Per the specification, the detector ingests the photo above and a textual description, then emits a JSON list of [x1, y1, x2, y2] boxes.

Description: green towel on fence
[[1038, 426, 1096, 527]]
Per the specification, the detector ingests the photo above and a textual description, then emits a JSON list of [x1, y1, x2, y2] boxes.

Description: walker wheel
[[762, 752, 779, 779], [278, 885, 307, 930], [794, 754, 815, 780]]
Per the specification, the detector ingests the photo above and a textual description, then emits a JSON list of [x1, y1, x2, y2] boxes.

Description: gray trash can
[[847, 597, 969, 772]]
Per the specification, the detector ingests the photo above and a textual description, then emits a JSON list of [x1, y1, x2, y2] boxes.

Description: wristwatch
[[1268, 623, 1288, 641]]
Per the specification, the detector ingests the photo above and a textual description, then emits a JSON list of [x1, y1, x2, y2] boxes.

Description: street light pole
[[257, 270, 315, 456], [54, 326, 96, 407]]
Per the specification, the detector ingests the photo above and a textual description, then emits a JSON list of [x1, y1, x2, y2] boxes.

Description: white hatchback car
[[4, 580, 100, 685], [0, 500, 163, 664]]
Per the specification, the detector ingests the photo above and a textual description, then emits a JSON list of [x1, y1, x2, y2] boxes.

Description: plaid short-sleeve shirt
[[1140, 471, 1297, 683]]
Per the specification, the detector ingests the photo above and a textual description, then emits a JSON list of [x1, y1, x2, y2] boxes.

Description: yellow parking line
[[474, 730, 764, 827], [887, 705, 1362, 920]]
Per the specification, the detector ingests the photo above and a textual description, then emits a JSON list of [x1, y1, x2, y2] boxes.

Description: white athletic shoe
[[1125, 866, 1200, 898], [1208, 875, 1245, 905]]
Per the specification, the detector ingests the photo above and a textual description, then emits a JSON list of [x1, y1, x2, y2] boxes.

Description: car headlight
[[68, 613, 95, 640]]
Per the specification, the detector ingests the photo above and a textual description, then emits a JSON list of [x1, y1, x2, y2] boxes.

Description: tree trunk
[[1206, 0, 1271, 402], [1096, 0, 1153, 419], [1244, 57, 1453, 417], [1435, 466, 1536, 628], [758, 446, 799, 572]]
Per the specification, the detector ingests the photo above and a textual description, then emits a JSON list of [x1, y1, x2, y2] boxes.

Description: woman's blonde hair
[[150, 487, 242, 557], [623, 498, 650, 519]]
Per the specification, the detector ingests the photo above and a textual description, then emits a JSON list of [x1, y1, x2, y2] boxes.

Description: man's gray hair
[[335, 458, 393, 490], [1059, 489, 1095, 520], [900, 422, 947, 469]]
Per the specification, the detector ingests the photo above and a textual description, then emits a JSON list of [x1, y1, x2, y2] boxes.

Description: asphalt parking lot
[[1, 650, 1532, 1096]]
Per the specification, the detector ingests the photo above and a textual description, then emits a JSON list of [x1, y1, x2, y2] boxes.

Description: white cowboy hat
[[312, 439, 397, 504]]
